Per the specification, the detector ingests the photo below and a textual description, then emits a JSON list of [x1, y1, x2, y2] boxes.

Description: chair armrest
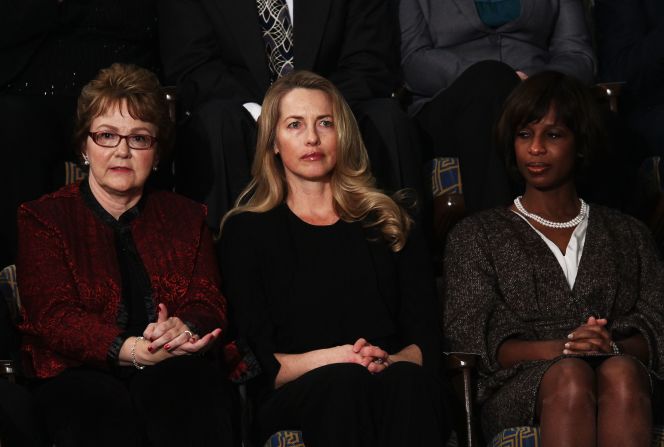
[[593, 81, 625, 113], [443, 352, 482, 447], [0, 359, 16, 384]]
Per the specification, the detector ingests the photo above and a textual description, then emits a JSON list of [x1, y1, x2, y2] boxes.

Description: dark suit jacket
[[158, 0, 397, 112], [400, 0, 596, 112], [595, 0, 664, 107]]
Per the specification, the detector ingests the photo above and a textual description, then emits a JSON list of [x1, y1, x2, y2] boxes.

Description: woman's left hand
[[352, 338, 390, 373]]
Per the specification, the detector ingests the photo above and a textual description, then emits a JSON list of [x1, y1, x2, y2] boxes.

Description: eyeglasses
[[88, 131, 157, 150]]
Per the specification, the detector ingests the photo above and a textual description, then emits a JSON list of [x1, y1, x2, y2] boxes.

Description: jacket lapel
[[216, 0, 271, 91], [293, 0, 332, 70]]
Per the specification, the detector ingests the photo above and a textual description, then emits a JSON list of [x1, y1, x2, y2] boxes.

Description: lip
[[300, 152, 323, 161], [109, 166, 133, 173], [525, 162, 550, 175]]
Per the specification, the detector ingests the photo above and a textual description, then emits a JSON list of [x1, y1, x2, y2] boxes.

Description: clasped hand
[[338, 338, 390, 374], [136, 303, 221, 365], [563, 316, 612, 355]]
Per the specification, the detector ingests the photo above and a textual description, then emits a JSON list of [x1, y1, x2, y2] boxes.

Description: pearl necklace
[[513, 196, 588, 229]]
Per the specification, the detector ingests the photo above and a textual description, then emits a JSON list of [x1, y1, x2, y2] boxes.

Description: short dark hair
[[73, 63, 174, 162], [495, 71, 607, 183]]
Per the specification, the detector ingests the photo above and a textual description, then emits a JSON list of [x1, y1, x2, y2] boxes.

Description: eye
[[319, 119, 334, 128], [129, 135, 149, 143], [516, 130, 531, 139], [287, 121, 301, 129], [99, 132, 116, 140], [547, 131, 562, 140]]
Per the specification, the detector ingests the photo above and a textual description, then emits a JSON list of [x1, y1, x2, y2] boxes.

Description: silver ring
[[373, 358, 384, 365], [183, 330, 193, 339]]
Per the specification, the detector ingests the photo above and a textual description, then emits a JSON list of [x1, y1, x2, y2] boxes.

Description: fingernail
[[563, 349, 570, 355], [564, 342, 571, 348], [567, 333, 573, 339], [164, 344, 170, 350]]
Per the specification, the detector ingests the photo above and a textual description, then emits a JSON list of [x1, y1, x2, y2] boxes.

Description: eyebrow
[[93, 124, 154, 133]]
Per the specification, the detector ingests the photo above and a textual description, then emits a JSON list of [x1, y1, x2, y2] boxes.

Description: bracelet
[[131, 337, 146, 370], [609, 340, 622, 355]]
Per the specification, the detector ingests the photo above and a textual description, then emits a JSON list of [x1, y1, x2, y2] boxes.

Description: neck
[[286, 179, 338, 225], [520, 184, 580, 220], [88, 178, 142, 219]]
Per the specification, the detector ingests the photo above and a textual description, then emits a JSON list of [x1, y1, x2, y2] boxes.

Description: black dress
[[219, 204, 448, 446]]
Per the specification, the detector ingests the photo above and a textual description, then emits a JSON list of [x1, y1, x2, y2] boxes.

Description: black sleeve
[[218, 213, 281, 395], [158, 0, 260, 111], [395, 225, 442, 372], [595, 0, 664, 101], [323, 0, 398, 101]]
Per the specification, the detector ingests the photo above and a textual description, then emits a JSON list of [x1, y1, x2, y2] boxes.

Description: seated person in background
[[443, 71, 664, 446], [400, 0, 595, 213], [17, 63, 234, 447], [595, 0, 664, 158], [158, 0, 423, 229], [0, 0, 162, 268], [219, 70, 448, 447]]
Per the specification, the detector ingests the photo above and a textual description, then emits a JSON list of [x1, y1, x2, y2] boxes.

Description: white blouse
[[513, 208, 589, 289]]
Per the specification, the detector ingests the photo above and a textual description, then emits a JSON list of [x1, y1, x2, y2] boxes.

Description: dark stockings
[[537, 357, 651, 447]]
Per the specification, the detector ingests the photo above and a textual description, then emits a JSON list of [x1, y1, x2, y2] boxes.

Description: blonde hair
[[73, 63, 173, 161], [221, 70, 412, 252]]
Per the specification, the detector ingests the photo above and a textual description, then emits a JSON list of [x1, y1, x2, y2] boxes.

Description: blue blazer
[[399, 0, 596, 113]]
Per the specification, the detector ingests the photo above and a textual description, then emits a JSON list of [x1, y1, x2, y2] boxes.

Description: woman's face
[[274, 88, 338, 186], [514, 107, 576, 191], [84, 100, 157, 200]]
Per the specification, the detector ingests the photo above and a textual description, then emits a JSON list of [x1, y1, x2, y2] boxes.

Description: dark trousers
[[255, 362, 449, 447], [176, 97, 423, 230], [415, 60, 520, 213], [32, 356, 236, 447]]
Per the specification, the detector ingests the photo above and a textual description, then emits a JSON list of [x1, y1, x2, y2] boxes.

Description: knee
[[540, 359, 596, 409], [597, 356, 651, 406]]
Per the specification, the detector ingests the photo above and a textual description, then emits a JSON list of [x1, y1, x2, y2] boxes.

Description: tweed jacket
[[400, 0, 596, 113], [443, 205, 664, 439], [17, 182, 227, 378]]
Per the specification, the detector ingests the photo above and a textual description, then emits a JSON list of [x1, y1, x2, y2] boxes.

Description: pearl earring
[[152, 165, 159, 172], [82, 155, 90, 166]]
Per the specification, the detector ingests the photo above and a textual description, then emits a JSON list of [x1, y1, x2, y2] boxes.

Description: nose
[[114, 137, 131, 157], [528, 134, 546, 155], [305, 125, 320, 146]]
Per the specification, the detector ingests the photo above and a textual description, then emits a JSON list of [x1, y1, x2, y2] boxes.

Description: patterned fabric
[[430, 157, 463, 197], [256, 0, 294, 82], [491, 425, 664, 447], [223, 339, 262, 384], [0, 264, 20, 323], [490, 427, 540, 447], [264, 430, 305, 447]]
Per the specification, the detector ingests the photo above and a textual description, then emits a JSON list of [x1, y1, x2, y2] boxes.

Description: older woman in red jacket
[[17, 63, 234, 447]]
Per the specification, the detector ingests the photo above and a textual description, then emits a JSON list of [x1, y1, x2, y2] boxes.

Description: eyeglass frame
[[87, 131, 158, 150]]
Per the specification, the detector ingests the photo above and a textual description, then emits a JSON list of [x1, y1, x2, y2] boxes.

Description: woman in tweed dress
[[443, 71, 664, 446]]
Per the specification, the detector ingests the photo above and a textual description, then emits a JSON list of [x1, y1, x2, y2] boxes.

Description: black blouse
[[219, 204, 441, 400]]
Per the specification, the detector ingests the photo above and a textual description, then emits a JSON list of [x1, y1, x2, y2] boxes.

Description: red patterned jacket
[[16, 182, 227, 378]]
